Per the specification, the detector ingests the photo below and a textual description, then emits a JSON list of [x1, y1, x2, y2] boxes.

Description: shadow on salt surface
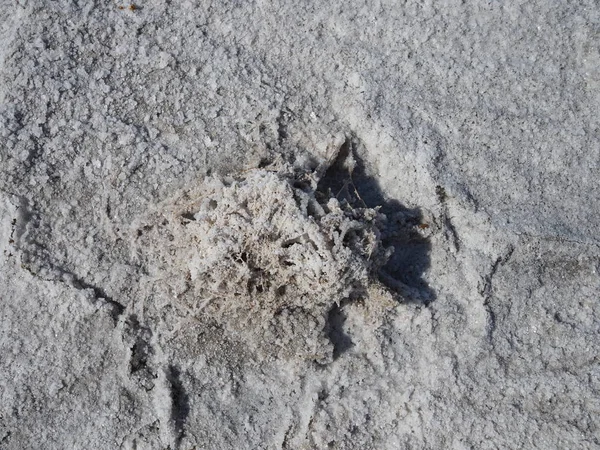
[[316, 137, 435, 306]]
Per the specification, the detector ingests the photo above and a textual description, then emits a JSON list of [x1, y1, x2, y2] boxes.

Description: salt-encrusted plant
[[136, 156, 393, 362]]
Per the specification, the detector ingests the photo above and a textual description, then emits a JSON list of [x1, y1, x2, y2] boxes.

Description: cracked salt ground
[[2, 1, 600, 447]]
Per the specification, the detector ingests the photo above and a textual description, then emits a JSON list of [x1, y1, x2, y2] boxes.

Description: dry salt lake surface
[[1, 1, 599, 449]]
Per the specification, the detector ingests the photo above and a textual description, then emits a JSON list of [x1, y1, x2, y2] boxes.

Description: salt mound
[[137, 164, 392, 362]]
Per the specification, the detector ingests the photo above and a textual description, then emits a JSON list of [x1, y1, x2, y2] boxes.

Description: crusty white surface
[[1, 1, 599, 449]]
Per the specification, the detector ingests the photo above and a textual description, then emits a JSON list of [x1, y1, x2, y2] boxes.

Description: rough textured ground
[[1, 1, 599, 449]]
